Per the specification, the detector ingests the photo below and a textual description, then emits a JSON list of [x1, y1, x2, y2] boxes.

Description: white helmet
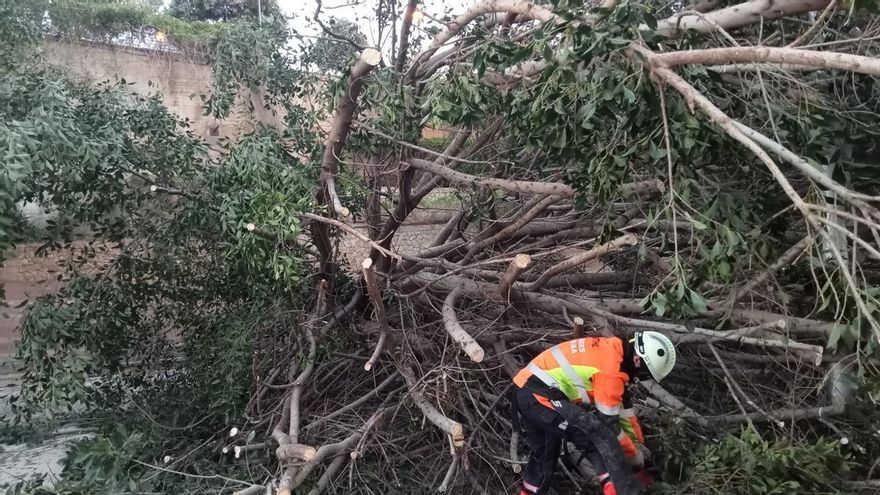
[[634, 331, 676, 382]]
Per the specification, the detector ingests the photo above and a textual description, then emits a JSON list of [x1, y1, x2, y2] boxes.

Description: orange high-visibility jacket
[[513, 337, 644, 458]]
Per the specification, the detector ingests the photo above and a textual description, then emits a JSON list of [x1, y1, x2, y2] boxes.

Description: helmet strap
[[621, 337, 638, 379]]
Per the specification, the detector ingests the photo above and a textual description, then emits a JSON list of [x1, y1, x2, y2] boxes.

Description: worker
[[511, 331, 677, 495]]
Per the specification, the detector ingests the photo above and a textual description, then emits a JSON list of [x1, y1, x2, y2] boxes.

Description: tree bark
[[394, 0, 421, 72]]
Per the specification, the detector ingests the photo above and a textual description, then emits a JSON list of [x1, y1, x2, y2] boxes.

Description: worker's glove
[[600, 476, 618, 495], [628, 446, 645, 469], [517, 485, 536, 495], [634, 469, 655, 488]]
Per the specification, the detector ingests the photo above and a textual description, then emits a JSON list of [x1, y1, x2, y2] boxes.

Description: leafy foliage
[[0, 0, 47, 66], [303, 17, 367, 72], [204, 17, 293, 117], [167, 0, 280, 22], [209, 130, 317, 285], [43, 0, 248, 50], [656, 424, 854, 495], [47, 0, 156, 41]]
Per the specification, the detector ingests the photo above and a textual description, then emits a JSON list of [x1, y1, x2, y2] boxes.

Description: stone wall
[[41, 39, 287, 146], [0, 241, 115, 357]]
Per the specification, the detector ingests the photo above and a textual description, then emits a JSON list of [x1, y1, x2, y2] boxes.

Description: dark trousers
[[516, 387, 607, 494]]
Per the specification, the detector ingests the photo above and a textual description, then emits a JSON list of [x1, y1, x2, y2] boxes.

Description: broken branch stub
[[362, 258, 389, 371], [276, 443, 318, 462], [572, 316, 585, 338], [499, 253, 531, 300]]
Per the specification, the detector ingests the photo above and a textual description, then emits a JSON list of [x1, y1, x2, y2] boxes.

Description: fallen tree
[[4, 0, 880, 493]]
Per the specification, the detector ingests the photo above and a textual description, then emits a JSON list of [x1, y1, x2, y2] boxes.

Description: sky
[[278, 0, 472, 54]]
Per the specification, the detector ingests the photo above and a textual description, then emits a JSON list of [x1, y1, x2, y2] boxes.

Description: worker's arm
[[619, 388, 645, 444], [592, 372, 640, 461]]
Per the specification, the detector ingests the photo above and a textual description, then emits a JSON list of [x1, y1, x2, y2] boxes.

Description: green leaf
[[827, 324, 845, 350], [683, 135, 696, 151], [689, 290, 708, 313]]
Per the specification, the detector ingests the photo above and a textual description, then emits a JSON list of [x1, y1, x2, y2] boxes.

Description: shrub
[[656, 424, 854, 495]]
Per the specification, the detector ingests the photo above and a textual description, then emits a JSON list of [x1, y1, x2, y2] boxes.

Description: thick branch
[[362, 258, 388, 371], [509, 432, 523, 473], [714, 403, 844, 424], [394, 0, 420, 72], [408, 158, 575, 196], [399, 364, 465, 446], [521, 235, 638, 291], [276, 444, 318, 462], [320, 48, 382, 218], [655, 46, 880, 78], [290, 324, 318, 444], [442, 287, 486, 363], [407, 0, 559, 79], [653, 0, 831, 37]]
